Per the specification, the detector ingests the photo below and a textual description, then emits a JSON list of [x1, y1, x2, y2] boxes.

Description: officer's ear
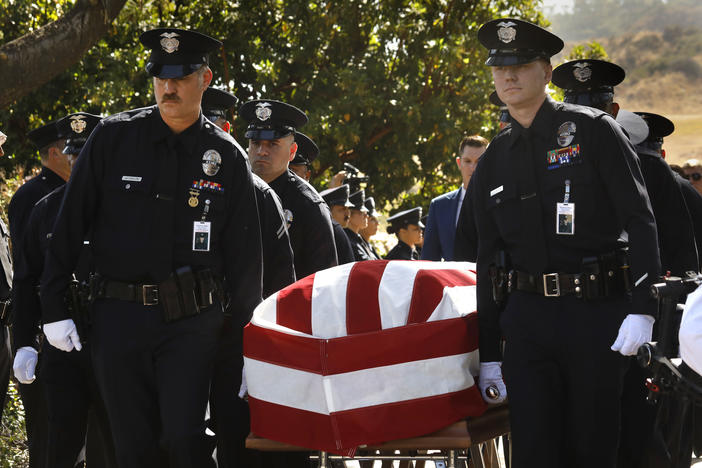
[[288, 141, 298, 162], [610, 102, 620, 118], [542, 60, 553, 85], [200, 67, 213, 90]]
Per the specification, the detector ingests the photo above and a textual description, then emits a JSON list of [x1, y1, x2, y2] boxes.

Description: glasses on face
[[684, 172, 702, 181]]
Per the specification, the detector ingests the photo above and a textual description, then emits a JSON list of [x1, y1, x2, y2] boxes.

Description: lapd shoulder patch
[[547, 144, 581, 170]]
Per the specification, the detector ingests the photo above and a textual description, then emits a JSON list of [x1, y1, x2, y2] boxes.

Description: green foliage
[[0, 382, 29, 468], [0, 0, 546, 212]]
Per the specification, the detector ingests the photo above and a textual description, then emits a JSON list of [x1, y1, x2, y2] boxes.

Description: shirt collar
[[508, 96, 560, 148], [151, 106, 205, 156]]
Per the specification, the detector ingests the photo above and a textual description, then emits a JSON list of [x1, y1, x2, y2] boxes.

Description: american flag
[[243, 260, 487, 455]]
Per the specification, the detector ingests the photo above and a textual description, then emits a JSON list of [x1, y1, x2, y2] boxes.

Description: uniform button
[[205, 123, 210, 129], [575, 286, 581, 294], [574, 278, 580, 285], [125, 184, 131, 189], [589, 274, 596, 281], [495, 197, 501, 204], [608, 270, 614, 277]]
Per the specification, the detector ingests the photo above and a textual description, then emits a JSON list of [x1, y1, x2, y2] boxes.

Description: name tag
[[121, 175, 143, 182], [490, 185, 504, 197], [556, 203, 575, 235], [193, 221, 211, 252]]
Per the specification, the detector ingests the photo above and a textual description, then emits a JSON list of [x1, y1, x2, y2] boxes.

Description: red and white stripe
[[244, 260, 486, 455]]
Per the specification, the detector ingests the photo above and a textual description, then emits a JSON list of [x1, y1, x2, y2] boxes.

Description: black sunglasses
[[684, 172, 702, 181]]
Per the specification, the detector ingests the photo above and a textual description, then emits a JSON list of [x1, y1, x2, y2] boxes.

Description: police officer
[[0, 129, 13, 426], [289, 131, 318, 181], [240, 99, 338, 279], [9, 116, 74, 468], [344, 189, 375, 261], [359, 196, 381, 260], [490, 91, 511, 130], [201, 86, 294, 468], [319, 184, 356, 264], [12, 113, 117, 468], [385, 207, 423, 260], [40, 29, 263, 468], [471, 19, 660, 468]]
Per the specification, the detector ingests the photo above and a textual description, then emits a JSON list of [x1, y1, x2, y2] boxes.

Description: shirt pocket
[[485, 183, 521, 239], [102, 174, 155, 233]]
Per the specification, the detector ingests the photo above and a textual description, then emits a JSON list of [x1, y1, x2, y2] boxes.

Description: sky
[[541, 0, 575, 13]]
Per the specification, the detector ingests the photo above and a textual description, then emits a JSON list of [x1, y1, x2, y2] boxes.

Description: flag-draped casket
[[243, 260, 486, 455]]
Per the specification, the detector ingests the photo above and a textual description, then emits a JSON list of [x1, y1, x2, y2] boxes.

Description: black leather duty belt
[[509, 269, 628, 299], [100, 280, 160, 306]]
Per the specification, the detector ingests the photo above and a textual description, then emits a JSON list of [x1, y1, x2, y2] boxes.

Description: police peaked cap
[[140, 28, 222, 79], [202, 87, 239, 121], [291, 132, 319, 166], [28, 116, 74, 149], [478, 18, 563, 66], [349, 189, 368, 212], [239, 100, 308, 140], [635, 112, 675, 142], [553, 60, 625, 93], [364, 196, 380, 217], [320, 184, 354, 208], [387, 207, 423, 234], [56, 113, 102, 155]]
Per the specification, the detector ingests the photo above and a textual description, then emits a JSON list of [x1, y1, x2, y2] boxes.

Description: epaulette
[[102, 106, 157, 125]]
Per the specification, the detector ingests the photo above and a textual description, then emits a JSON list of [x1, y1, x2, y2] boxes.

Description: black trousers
[[90, 298, 223, 468], [0, 326, 11, 423], [42, 342, 117, 468], [18, 376, 49, 468], [500, 291, 629, 468]]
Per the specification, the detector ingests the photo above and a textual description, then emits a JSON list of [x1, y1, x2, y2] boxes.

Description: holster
[[160, 267, 223, 323], [580, 247, 632, 300], [67, 279, 90, 342], [489, 250, 511, 306]]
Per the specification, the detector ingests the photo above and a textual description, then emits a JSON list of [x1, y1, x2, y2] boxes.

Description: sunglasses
[[685, 172, 702, 181]]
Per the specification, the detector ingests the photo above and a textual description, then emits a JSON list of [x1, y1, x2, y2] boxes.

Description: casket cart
[[243, 261, 510, 467]]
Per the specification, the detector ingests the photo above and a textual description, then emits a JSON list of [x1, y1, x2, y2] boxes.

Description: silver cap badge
[[160, 32, 180, 54], [255, 102, 272, 121], [202, 149, 222, 176], [497, 21, 517, 44], [573, 62, 592, 82], [557, 121, 577, 147], [70, 115, 87, 134]]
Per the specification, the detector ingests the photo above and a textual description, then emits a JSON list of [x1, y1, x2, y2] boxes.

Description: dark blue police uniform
[[384, 207, 423, 260], [320, 184, 356, 265], [40, 29, 263, 468]]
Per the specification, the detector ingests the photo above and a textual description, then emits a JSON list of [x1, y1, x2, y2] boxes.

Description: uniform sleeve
[[594, 116, 660, 316], [454, 183, 478, 262], [300, 203, 338, 277], [260, 188, 296, 298], [40, 125, 103, 324], [420, 199, 442, 261], [335, 226, 356, 264], [223, 154, 263, 327], [10, 203, 44, 350], [472, 164, 503, 362]]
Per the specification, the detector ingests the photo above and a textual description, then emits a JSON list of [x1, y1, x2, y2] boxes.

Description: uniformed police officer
[[40, 29, 263, 468], [319, 184, 356, 264], [490, 91, 511, 130], [0, 129, 14, 427], [201, 86, 294, 468], [384, 208, 423, 260], [289, 131, 318, 181], [359, 196, 381, 260], [344, 189, 375, 261], [9, 116, 74, 468], [240, 99, 338, 280], [470, 19, 660, 468], [12, 113, 117, 468]]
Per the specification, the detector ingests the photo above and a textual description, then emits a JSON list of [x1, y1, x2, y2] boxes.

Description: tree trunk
[[0, 0, 127, 109]]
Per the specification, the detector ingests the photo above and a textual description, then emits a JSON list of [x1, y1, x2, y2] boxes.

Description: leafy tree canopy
[[1, 0, 547, 211]]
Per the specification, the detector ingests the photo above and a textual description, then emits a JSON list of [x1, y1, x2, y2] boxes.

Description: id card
[[556, 203, 575, 235], [193, 221, 211, 251]]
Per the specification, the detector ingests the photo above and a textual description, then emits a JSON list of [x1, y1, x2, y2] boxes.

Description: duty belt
[[99, 280, 160, 305], [509, 269, 628, 299]]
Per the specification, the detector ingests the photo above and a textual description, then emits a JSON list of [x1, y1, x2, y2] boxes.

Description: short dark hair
[[458, 135, 489, 154]]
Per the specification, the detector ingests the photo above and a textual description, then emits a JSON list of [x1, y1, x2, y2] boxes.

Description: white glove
[[478, 361, 507, 404], [238, 366, 248, 400], [611, 314, 655, 356], [13, 347, 38, 384], [43, 319, 82, 352]]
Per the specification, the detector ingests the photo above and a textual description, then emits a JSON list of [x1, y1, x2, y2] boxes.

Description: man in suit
[[421, 135, 488, 261]]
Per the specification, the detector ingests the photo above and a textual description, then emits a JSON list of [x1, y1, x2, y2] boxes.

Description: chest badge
[[284, 209, 294, 229], [496, 21, 517, 43], [202, 150, 222, 176], [557, 121, 576, 147]]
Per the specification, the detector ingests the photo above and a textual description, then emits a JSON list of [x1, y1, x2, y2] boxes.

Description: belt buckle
[[142, 285, 159, 306], [543, 273, 561, 297]]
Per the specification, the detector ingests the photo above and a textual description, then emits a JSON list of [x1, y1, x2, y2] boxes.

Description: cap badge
[[283, 209, 294, 229], [160, 32, 180, 54], [255, 102, 272, 121], [69, 115, 87, 134], [202, 149, 222, 176], [557, 121, 577, 147], [573, 62, 592, 82], [496, 21, 517, 43]]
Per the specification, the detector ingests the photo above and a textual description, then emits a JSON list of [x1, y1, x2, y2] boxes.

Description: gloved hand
[[238, 367, 248, 400], [13, 346, 38, 384], [43, 319, 82, 352], [611, 314, 655, 356], [478, 361, 507, 404]]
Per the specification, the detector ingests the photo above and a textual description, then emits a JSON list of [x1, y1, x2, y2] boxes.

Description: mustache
[[162, 93, 180, 102]]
